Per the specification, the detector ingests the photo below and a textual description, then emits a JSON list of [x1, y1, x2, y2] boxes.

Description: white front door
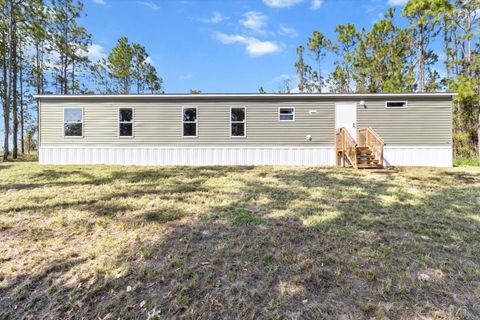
[[335, 102, 357, 139]]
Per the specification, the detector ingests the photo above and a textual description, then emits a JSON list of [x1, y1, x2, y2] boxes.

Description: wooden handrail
[[359, 128, 385, 145], [336, 127, 357, 168], [357, 127, 385, 166]]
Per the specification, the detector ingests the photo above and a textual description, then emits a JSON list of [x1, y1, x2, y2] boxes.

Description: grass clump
[[454, 156, 480, 167], [231, 208, 262, 225]]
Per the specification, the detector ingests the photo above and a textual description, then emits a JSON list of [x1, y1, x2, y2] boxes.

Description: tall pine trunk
[[317, 59, 322, 94], [2, 54, 8, 160], [11, 8, 18, 159], [62, 22, 68, 95], [4, 0, 14, 161], [418, 23, 425, 92], [35, 41, 42, 148], [478, 111, 480, 160], [443, 17, 451, 84], [71, 60, 75, 94], [20, 50, 23, 155]]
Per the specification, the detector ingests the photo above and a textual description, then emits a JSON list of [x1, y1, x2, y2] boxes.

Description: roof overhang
[[34, 92, 458, 100]]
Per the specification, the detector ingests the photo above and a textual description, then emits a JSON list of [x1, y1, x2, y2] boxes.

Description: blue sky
[[84, 0, 414, 93]]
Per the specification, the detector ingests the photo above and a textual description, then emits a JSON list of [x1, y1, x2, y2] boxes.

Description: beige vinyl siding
[[357, 98, 452, 146], [39, 96, 452, 148], [40, 101, 335, 147]]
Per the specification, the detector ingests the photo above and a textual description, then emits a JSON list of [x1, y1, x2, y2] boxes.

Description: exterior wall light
[[358, 100, 366, 108]]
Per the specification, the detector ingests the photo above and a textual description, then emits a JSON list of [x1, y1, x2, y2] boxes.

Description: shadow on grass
[[0, 166, 479, 319], [0, 165, 257, 192]]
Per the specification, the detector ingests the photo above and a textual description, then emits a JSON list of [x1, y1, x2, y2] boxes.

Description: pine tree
[[403, 0, 450, 92], [307, 30, 331, 93], [108, 37, 134, 94], [50, 0, 91, 94], [294, 45, 306, 93], [331, 23, 358, 93]]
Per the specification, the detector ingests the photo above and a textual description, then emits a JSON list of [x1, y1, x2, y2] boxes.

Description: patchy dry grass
[[0, 162, 479, 319]]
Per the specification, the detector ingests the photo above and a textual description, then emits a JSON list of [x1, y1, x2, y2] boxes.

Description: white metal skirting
[[39, 146, 336, 166], [39, 145, 452, 167], [383, 146, 452, 167]]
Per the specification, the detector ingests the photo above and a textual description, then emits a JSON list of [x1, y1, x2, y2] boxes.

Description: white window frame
[[118, 107, 135, 138], [385, 101, 408, 109], [182, 106, 198, 138], [278, 107, 295, 122], [230, 107, 247, 138], [63, 107, 84, 138]]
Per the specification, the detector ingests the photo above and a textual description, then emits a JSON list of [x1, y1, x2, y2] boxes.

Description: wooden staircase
[[336, 127, 386, 169], [356, 146, 382, 169]]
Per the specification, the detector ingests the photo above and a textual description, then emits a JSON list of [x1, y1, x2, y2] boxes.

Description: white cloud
[[179, 74, 193, 80], [87, 43, 107, 62], [214, 32, 282, 57], [387, 0, 408, 6], [92, 0, 107, 5], [138, 1, 160, 10], [263, 0, 303, 8], [310, 0, 322, 10], [278, 24, 298, 38], [271, 74, 300, 92], [263, 0, 322, 10], [201, 11, 227, 24], [240, 11, 268, 33], [273, 73, 293, 82]]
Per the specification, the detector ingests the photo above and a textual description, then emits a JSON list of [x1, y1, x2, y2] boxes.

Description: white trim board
[[39, 145, 452, 167], [383, 146, 452, 167], [39, 146, 335, 166]]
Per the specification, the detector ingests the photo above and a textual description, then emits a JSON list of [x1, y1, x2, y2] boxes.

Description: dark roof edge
[[34, 92, 458, 100]]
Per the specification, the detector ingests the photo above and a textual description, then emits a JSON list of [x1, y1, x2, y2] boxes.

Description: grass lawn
[[0, 162, 479, 319]]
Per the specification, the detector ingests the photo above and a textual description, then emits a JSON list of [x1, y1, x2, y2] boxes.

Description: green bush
[[454, 157, 480, 167]]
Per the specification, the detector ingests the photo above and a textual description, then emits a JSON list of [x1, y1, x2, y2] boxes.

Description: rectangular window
[[119, 108, 134, 137], [279, 107, 295, 121], [64, 108, 83, 137], [182, 107, 197, 137], [386, 101, 407, 108], [231, 107, 246, 137]]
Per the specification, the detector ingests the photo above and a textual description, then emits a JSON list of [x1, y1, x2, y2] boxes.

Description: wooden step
[[358, 158, 375, 162], [365, 168, 399, 174], [357, 164, 383, 169], [356, 150, 372, 155]]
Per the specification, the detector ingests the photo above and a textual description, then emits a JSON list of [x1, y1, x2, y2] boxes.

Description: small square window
[[386, 101, 407, 108], [231, 123, 245, 137], [119, 108, 133, 122], [119, 123, 133, 136], [183, 123, 197, 136], [279, 108, 295, 121], [231, 108, 245, 122], [183, 108, 197, 122]]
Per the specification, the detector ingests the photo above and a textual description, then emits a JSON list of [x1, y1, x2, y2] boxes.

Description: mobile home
[[35, 93, 454, 167]]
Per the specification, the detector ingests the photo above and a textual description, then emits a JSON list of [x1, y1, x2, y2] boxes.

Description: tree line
[[0, 0, 163, 160], [292, 0, 479, 158]]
